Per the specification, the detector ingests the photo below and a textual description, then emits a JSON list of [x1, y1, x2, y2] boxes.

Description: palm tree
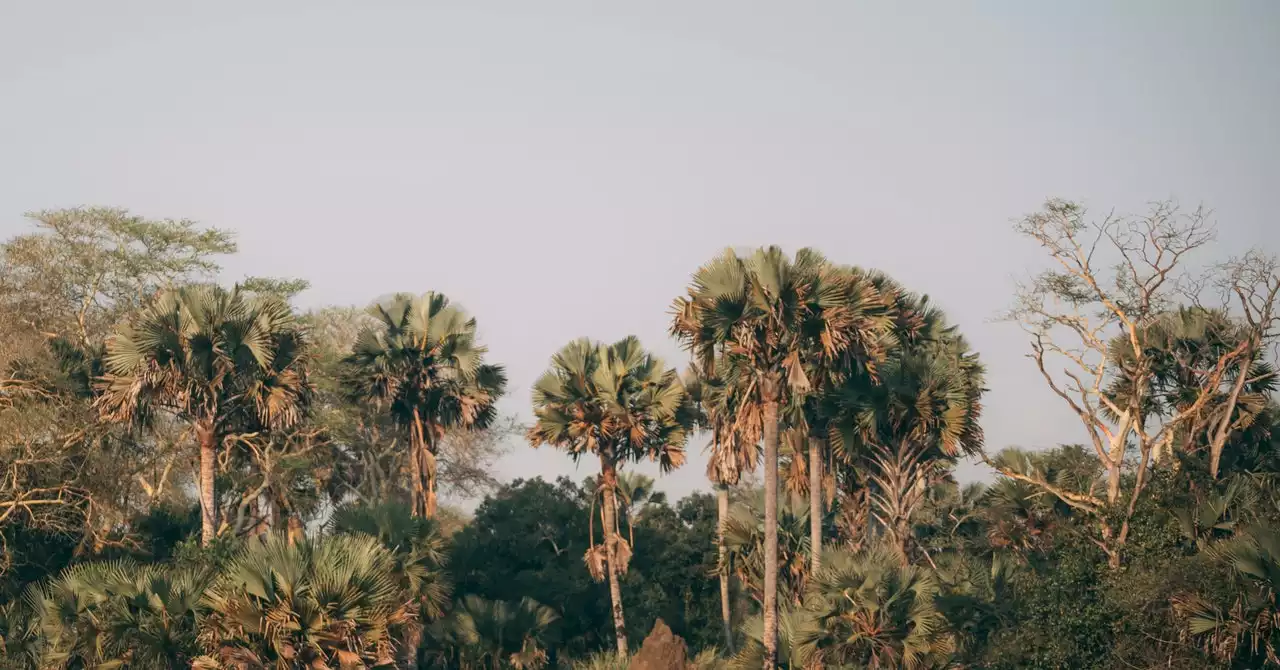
[[799, 266, 904, 576], [1176, 525, 1280, 665], [330, 502, 453, 618], [426, 596, 559, 670], [528, 336, 693, 657], [794, 548, 957, 669], [343, 292, 507, 518], [22, 560, 212, 669], [198, 534, 411, 669], [685, 360, 760, 653], [672, 247, 894, 669], [825, 302, 985, 564], [722, 494, 814, 609], [615, 471, 663, 547], [97, 285, 312, 546]]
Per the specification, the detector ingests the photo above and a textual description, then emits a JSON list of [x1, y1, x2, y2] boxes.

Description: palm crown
[[97, 284, 311, 433], [528, 336, 691, 471], [343, 292, 507, 517]]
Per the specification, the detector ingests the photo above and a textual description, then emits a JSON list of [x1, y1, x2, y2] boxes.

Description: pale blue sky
[[2, 2, 1277, 504]]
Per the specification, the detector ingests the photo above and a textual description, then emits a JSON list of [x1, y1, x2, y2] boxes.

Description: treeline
[[0, 201, 1279, 669]]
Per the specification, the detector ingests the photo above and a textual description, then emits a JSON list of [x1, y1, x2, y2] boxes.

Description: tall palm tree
[[826, 302, 985, 563], [528, 336, 693, 657], [97, 285, 311, 546], [799, 266, 904, 576], [672, 247, 893, 669], [685, 360, 760, 653], [343, 292, 507, 518]]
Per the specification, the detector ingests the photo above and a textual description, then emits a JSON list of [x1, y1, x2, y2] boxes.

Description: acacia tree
[[0, 207, 236, 349], [528, 336, 692, 657], [342, 293, 507, 518], [96, 285, 312, 546], [993, 199, 1279, 566], [671, 247, 894, 669]]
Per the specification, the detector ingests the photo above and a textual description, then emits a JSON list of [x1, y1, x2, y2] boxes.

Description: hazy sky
[[2, 2, 1277, 505]]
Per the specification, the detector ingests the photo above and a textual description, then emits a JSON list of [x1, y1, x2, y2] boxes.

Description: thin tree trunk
[[1106, 413, 1133, 505], [809, 436, 823, 576], [1209, 350, 1251, 479], [717, 486, 735, 653], [761, 400, 780, 670], [197, 422, 218, 547], [600, 458, 629, 657]]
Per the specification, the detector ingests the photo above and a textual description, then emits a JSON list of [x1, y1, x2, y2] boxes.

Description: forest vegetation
[[1, 200, 1278, 668]]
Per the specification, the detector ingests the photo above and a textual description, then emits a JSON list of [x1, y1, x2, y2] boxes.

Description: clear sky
[[2, 2, 1277, 505]]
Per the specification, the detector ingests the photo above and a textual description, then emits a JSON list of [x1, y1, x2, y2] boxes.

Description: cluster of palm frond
[[729, 547, 955, 669], [14, 560, 212, 669], [97, 284, 312, 432], [197, 534, 413, 669], [423, 595, 559, 670], [721, 495, 813, 607], [528, 336, 692, 472], [0, 521, 455, 670], [329, 502, 453, 619], [1176, 526, 1280, 665]]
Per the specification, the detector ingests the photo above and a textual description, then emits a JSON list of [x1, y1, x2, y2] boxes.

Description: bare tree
[[992, 199, 1277, 566]]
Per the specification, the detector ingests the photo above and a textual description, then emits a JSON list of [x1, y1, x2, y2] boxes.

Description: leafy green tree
[[449, 478, 609, 660], [96, 285, 312, 546], [528, 336, 693, 657], [342, 292, 507, 518], [0, 207, 236, 349]]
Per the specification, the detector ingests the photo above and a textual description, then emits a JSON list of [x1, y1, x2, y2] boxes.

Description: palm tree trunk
[[809, 436, 823, 576], [600, 458, 629, 657], [717, 485, 735, 653], [425, 446, 438, 519], [196, 422, 218, 547], [761, 400, 780, 670], [410, 409, 430, 518]]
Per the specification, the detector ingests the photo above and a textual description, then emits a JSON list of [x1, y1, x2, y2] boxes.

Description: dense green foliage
[[2, 202, 1279, 668]]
